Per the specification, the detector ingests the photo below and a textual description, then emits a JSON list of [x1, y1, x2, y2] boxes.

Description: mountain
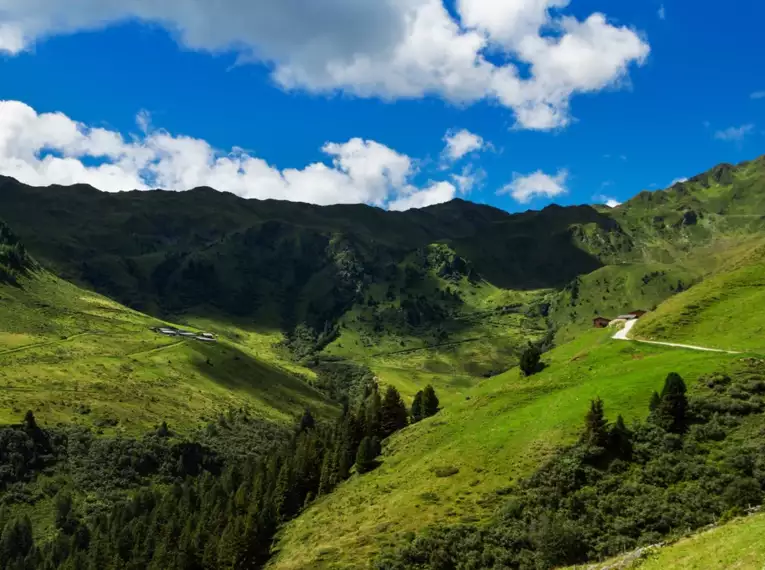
[[0, 154, 764, 570]]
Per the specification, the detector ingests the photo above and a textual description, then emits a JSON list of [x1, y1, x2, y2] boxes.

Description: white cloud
[[0, 100, 461, 210], [498, 169, 568, 203], [450, 164, 486, 193], [0, 0, 650, 130], [714, 124, 755, 142], [442, 129, 485, 162], [670, 177, 688, 186], [751, 91, 765, 100], [658, 5, 666, 20], [388, 181, 457, 211], [594, 193, 620, 208]]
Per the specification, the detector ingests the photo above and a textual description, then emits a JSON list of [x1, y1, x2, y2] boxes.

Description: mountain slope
[[269, 330, 742, 569], [0, 235, 336, 432]]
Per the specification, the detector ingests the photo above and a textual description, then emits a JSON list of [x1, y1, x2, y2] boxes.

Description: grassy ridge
[[634, 241, 765, 353], [0, 271, 336, 433], [269, 330, 740, 569]]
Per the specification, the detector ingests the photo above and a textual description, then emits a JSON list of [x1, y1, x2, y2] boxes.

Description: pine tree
[[648, 391, 661, 412], [23, 410, 37, 431], [380, 386, 408, 437], [411, 391, 424, 423], [519, 345, 542, 376], [364, 387, 382, 437], [583, 397, 609, 448], [355, 436, 379, 474], [656, 372, 688, 433], [608, 414, 632, 459], [422, 385, 440, 418], [299, 408, 316, 432]]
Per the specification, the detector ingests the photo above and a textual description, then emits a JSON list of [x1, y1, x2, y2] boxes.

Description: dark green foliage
[[654, 372, 688, 433], [299, 409, 316, 433], [520, 344, 542, 376], [648, 390, 661, 412], [411, 391, 424, 424], [608, 415, 633, 460], [355, 436, 381, 474], [365, 387, 383, 438], [0, 380, 412, 570], [375, 362, 765, 570], [422, 385, 440, 418], [582, 397, 609, 448], [380, 386, 408, 438]]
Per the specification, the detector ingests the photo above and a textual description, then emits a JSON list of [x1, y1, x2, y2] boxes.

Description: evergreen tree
[[422, 385, 440, 418], [583, 397, 609, 448], [23, 410, 37, 431], [648, 391, 661, 412], [411, 391, 424, 423], [656, 372, 688, 433], [519, 345, 542, 376], [380, 386, 408, 437], [608, 414, 632, 459], [355, 436, 379, 474], [299, 408, 316, 432], [364, 387, 382, 437]]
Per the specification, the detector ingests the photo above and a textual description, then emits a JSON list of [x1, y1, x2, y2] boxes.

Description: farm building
[[593, 317, 611, 328]]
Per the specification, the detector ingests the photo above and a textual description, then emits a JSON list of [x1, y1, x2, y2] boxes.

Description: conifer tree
[[411, 390, 424, 423], [380, 386, 408, 437], [299, 408, 316, 432], [608, 414, 632, 459], [656, 372, 688, 433], [422, 385, 440, 418], [648, 391, 661, 412], [583, 397, 609, 448], [520, 345, 542, 376], [355, 436, 378, 474], [364, 387, 382, 437]]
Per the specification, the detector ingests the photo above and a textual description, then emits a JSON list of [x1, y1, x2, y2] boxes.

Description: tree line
[[376, 364, 765, 569], [0, 383, 441, 570]]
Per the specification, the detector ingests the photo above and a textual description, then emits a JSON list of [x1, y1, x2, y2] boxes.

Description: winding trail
[[612, 319, 741, 354]]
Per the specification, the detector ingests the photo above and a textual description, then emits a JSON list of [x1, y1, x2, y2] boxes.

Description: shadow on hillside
[[189, 340, 334, 418], [451, 205, 615, 290]]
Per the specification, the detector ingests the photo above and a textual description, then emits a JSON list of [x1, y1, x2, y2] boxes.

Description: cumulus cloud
[[498, 169, 568, 203], [658, 5, 666, 20], [442, 129, 485, 162], [388, 181, 458, 211], [0, 100, 461, 210], [714, 124, 755, 142], [593, 194, 620, 208], [670, 177, 688, 186], [0, 0, 650, 130]]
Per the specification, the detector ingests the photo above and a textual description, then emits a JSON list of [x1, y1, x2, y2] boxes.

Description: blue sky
[[0, 0, 763, 212]]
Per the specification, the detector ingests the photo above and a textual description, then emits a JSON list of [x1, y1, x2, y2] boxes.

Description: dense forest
[[0, 365, 442, 570]]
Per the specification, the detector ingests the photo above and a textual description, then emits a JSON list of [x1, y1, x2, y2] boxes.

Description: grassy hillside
[[0, 268, 336, 433], [566, 512, 765, 570], [269, 330, 742, 569], [633, 239, 765, 353]]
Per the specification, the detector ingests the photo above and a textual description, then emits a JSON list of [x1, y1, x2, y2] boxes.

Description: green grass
[[566, 512, 765, 570], [634, 255, 765, 353], [269, 330, 742, 569], [0, 270, 336, 434]]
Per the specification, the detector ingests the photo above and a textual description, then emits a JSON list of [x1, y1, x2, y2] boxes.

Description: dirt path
[[612, 319, 741, 354], [0, 331, 94, 357]]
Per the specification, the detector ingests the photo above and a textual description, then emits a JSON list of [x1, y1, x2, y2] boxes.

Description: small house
[[199, 332, 215, 340], [628, 310, 647, 318], [196, 335, 216, 342], [158, 327, 178, 336], [593, 317, 611, 328], [178, 331, 197, 338], [616, 314, 638, 321]]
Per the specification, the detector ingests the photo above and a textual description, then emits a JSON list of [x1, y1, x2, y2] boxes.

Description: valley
[[0, 154, 764, 569]]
